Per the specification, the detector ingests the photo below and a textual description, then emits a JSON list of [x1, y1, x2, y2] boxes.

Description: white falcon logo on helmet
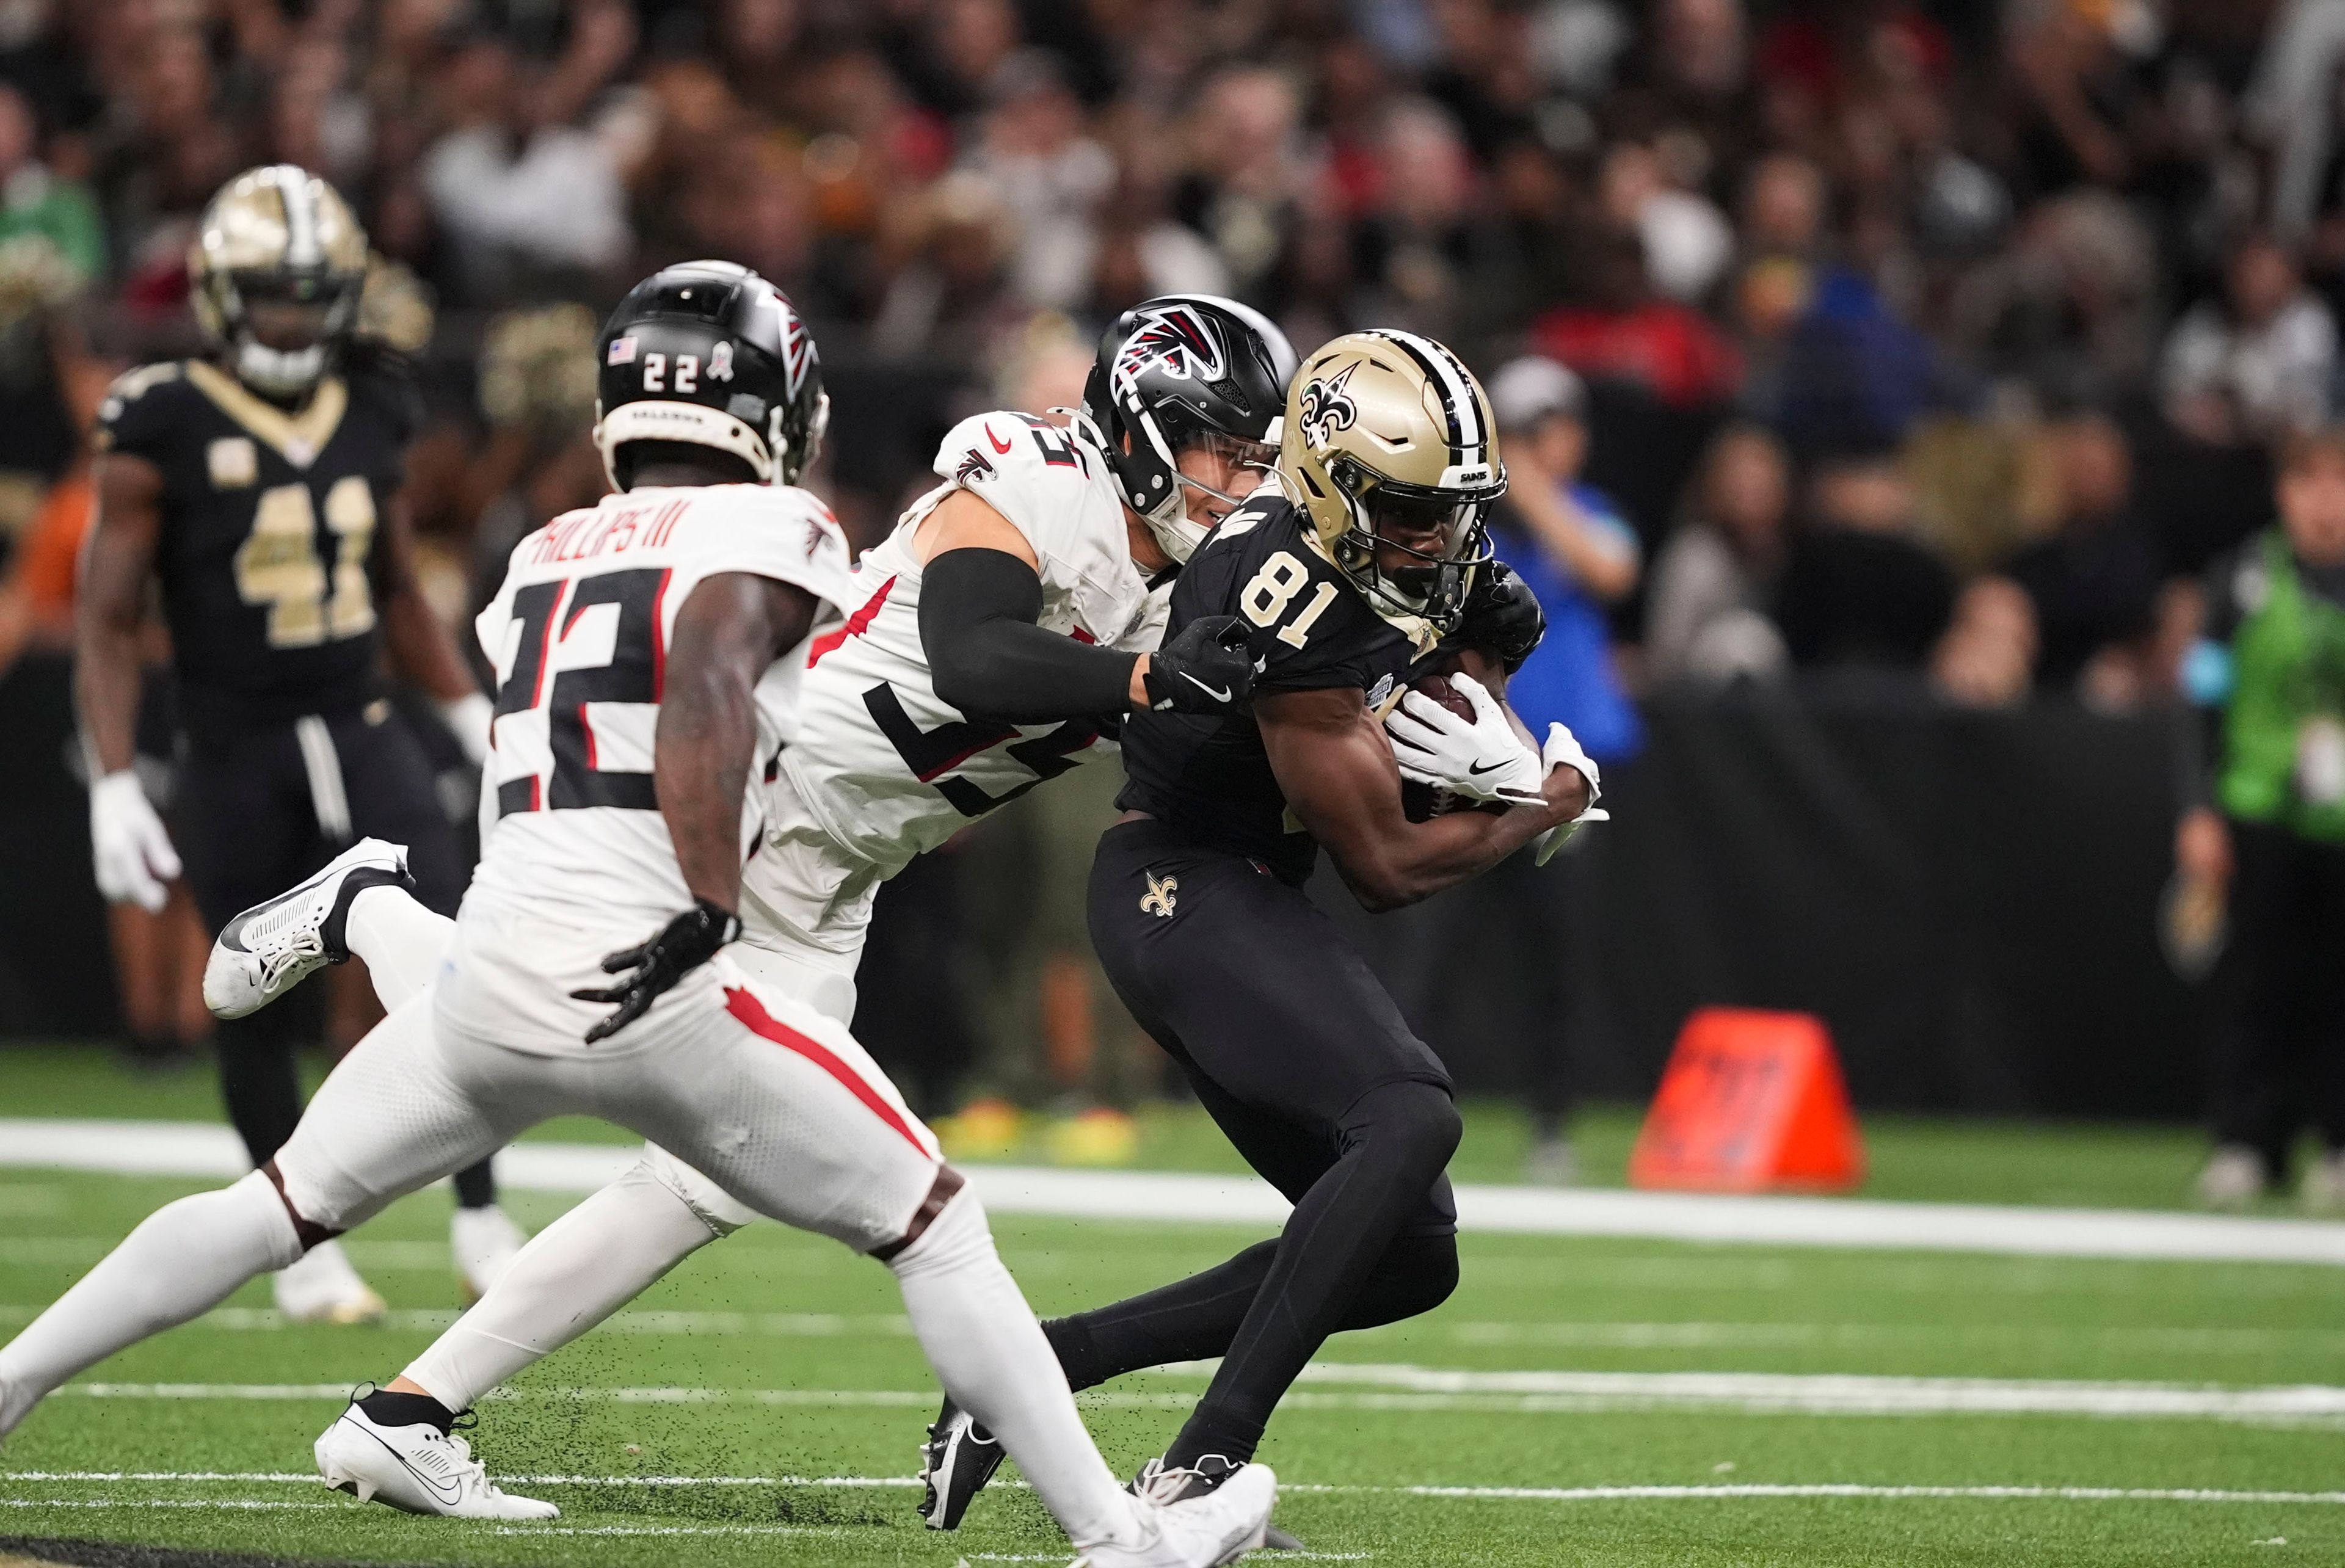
[[1115, 304, 1227, 384]]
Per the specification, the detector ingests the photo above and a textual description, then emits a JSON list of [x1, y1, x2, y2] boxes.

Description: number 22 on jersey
[[489, 566, 671, 815]]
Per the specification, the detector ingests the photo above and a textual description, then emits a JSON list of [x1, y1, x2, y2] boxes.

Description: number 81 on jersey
[[1241, 550, 1339, 649]]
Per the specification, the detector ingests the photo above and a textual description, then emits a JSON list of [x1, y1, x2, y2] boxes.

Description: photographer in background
[[1372, 356, 1641, 1185], [2181, 429, 2345, 1210]]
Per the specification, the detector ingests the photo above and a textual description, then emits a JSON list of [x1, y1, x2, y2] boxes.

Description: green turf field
[[5, 1049, 2344, 1566]]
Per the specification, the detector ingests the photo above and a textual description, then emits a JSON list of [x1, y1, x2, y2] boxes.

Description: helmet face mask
[[1172, 430, 1279, 516], [1079, 294, 1298, 563], [1326, 461, 1498, 626], [189, 166, 368, 402], [1280, 330, 1507, 634]]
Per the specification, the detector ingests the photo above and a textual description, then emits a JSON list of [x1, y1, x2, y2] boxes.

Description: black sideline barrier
[[1317, 684, 2205, 1119], [1, 656, 2206, 1117]]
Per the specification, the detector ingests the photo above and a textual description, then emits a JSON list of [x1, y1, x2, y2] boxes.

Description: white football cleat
[[273, 1239, 387, 1326], [451, 1203, 525, 1301], [316, 1400, 559, 1520], [2194, 1145, 2267, 1210], [204, 838, 413, 1019], [1080, 1461, 1275, 1567]]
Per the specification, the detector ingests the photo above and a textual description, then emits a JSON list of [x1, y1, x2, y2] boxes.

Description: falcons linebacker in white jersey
[[0, 274, 1281, 1567]]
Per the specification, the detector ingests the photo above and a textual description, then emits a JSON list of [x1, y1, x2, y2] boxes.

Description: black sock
[[451, 1158, 497, 1210], [1044, 1241, 1280, 1393], [1162, 1403, 1265, 1472], [319, 864, 414, 962], [357, 1389, 456, 1432]]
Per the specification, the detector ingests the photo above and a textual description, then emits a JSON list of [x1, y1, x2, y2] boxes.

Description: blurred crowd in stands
[[2, 0, 2343, 1167]]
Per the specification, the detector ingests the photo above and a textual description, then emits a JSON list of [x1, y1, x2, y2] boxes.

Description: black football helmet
[[1077, 294, 1298, 562], [594, 260, 829, 491]]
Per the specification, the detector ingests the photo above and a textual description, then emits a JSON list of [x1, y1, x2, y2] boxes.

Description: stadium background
[[0, 0, 2318, 1127], [13, 5, 2345, 1566]]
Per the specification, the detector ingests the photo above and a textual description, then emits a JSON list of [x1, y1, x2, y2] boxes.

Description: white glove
[[1384, 672, 1546, 805], [90, 769, 181, 913], [440, 691, 495, 766], [1533, 722, 1610, 866]]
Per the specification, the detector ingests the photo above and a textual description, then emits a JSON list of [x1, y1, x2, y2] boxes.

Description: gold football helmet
[[189, 165, 368, 401], [1276, 330, 1505, 632]]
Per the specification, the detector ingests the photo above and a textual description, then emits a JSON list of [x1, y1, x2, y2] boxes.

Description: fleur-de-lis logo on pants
[[1140, 872, 1178, 918]]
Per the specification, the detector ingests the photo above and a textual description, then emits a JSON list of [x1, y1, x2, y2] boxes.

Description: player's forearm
[[77, 457, 164, 777], [921, 546, 1138, 722], [1327, 797, 1562, 913], [72, 612, 144, 777], [652, 664, 754, 914]]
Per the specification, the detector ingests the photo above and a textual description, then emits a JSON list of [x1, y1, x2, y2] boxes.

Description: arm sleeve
[[921, 546, 1140, 724]]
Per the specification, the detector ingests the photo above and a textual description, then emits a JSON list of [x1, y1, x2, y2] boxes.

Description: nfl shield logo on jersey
[[1140, 872, 1178, 918]]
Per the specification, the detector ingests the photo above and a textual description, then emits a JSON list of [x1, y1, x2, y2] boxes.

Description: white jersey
[[772, 413, 1162, 888], [467, 482, 854, 940]]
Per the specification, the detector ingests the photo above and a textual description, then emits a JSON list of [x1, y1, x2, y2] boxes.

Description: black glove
[[1141, 614, 1255, 714], [570, 898, 742, 1044], [1453, 561, 1546, 675]]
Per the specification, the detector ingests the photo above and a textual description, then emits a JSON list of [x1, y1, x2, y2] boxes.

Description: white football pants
[[0, 898, 1146, 1551]]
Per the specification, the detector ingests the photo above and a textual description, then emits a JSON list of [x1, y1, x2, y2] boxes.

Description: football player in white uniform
[[0, 272, 1277, 1567]]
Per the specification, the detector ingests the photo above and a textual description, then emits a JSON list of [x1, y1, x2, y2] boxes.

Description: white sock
[[402, 1164, 718, 1410], [887, 1188, 1141, 1552], [0, 1171, 300, 1438], [344, 885, 456, 1011]]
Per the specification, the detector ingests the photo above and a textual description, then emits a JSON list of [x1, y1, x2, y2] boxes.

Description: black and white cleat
[[314, 1399, 556, 1520], [203, 838, 413, 1018], [916, 1393, 1006, 1529]]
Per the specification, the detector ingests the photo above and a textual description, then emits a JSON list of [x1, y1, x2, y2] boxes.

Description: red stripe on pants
[[723, 986, 929, 1155]]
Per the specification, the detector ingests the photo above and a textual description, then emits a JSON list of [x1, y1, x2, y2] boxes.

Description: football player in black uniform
[[921, 330, 1601, 1522], [73, 166, 520, 1321]]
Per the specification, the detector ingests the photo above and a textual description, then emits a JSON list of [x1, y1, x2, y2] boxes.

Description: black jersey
[[1118, 495, 1429, 884], [96, 358, 418, 739]]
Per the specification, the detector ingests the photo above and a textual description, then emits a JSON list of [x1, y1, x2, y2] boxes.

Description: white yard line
[[7, 1117, 2343, 1266], [490, 1526, 843, 1538], [29, 1367, 2345, 1423], [7, 1304, 2322, 1356], [10, 1473, 2345, 1511], [1260, 1361, 2345, 1418], [0, 1490, 337, 1500]]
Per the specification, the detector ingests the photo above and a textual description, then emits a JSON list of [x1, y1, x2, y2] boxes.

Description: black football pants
[[1053, 818, 1462, 1467], [2209, 818, 2345, 1178], [176, 702, 495, 1209]]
